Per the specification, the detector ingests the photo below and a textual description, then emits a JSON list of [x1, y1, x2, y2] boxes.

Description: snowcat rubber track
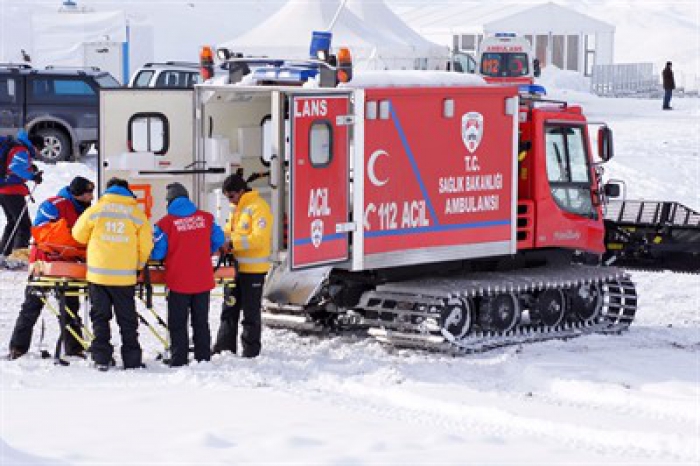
[[360, 264, 637, 354]]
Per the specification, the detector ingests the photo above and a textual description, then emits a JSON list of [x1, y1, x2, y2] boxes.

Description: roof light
[[310, 31, 332, 60], [495, 32, 517, 38], [199, 45, 215, 80], [336, 47, 353, 83], [519, 84, 547, 96], [217, 48, 232, 61]]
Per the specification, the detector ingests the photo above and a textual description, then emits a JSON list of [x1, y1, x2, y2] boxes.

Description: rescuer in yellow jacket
[[72, 178, 153, 370], [213, 173, 272, 358]]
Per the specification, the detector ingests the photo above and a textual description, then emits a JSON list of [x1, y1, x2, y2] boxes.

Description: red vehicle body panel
[[290, 95, 350, 269], [359, 86, 518, 268]]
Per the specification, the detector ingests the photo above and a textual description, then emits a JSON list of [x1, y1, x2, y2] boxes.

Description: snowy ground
[[1, 85, 699, 465]]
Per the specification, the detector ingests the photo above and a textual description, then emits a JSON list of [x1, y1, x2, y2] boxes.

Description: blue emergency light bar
[[495, 32, 517, 38], [252, 63, 320, 83], [519, 84, 547, 96]]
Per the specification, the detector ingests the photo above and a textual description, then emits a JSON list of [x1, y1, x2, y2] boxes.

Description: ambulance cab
[[477, 33, 540, 85]]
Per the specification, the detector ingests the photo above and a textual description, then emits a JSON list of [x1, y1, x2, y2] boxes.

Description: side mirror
[[533, 58, 541, 78], [604, 182, 621, 198], [598, 126, 614, 162]]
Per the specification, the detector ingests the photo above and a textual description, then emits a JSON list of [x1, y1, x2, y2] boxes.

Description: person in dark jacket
[[8, 176, 94, 360], [0, 130, 44, 256], [151, 183, 225, 367], [662, 61, 675, 110]]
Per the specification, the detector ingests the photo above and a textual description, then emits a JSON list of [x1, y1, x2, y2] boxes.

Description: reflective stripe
[[240, 236, 250, 250], [11, 154, 28, 164], [236, 256, 269, 264], [39, 207, 58, 220], [88, 266, 137, 276], [89, 212, 143, 225], [242, 207, 254, 216]]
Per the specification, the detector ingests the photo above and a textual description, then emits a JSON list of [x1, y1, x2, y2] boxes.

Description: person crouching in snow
[[151, 183, 225, 367], [7, 176, 94, 360], [72, 178, 153, 371]]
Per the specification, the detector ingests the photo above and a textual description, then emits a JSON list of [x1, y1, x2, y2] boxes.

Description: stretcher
[[26, 260, 237, 365]]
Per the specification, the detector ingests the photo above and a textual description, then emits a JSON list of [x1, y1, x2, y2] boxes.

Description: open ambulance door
[[287, 92, 352, 270], [99, 89, 195, 221]]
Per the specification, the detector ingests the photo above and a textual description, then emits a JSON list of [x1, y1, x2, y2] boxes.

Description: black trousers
[[167, 290, 211, 366], [9, 286, 83, 355], [214, 273, 266, 358], [88, 284, 142, 368], [0, 194, 31, 255]]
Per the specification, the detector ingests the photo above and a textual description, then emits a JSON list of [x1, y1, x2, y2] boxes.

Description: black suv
[[0, 64, 120, 162]]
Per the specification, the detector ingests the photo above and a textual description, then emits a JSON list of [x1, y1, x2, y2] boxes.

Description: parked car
[[128, 62, 203, 88], [0, 64, 120, 162]]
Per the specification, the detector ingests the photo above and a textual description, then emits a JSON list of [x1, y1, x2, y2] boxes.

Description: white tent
[[483, 2, 615, 68], [29, 10, 153, 84], [346, 0, 449, 70], [219, 0, 446, 71], [394, 1, 615, 76]]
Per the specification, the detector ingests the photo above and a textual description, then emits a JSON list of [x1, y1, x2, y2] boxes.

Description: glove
[[218, 241, 232, 255], [33, 171, 43, 185]]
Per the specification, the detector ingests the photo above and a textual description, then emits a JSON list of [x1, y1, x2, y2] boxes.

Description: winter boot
[[8, 347, 25, 360]]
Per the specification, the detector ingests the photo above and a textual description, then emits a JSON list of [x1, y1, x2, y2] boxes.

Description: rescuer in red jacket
[[7, 176, 94, 360], [151, 183, 225, 366]]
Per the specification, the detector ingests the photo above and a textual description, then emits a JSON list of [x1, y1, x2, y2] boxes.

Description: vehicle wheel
[[569, 283, 603, 322], [34, 128, 71, 163], [531, 289, 567, 327], [440, 297, 474, 340], [478, 293, 520, 333]]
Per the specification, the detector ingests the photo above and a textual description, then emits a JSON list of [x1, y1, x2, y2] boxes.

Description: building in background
[[395, 1, 615, 77]]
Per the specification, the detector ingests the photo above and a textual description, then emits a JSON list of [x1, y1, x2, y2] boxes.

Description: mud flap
[[263, 255, 333, 307]]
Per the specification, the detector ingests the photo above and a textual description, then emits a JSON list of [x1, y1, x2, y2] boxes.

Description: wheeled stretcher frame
[[27, 261, 237, 365]]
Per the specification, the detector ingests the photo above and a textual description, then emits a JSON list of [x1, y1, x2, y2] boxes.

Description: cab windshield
[[480, 52, 529, 77]]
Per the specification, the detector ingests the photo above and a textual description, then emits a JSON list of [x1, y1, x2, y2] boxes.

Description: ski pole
[[1, 183, 38, 257]]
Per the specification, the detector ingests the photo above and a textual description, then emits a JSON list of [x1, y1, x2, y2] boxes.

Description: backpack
[[0, 135, 17, 181]]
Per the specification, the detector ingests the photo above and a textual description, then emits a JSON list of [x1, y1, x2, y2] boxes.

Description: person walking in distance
[[0, 130, 44, 257], [662, 61, 675, 110], [7, 176, 94, 360], [151, 183, 225, 367], [72, 178, 153, 371], [213, 174, 272, 358]]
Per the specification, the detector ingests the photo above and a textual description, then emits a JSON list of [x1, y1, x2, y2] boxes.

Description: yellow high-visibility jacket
[[225, 190, 272, 274], [72, 188, 153, 286]]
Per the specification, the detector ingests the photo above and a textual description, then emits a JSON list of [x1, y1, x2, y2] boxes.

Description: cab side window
[[545, 125, 596, 218]]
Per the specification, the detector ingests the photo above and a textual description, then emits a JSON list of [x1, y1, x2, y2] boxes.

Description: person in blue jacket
[[0, 130, 44, 256], [151, 183, 225, 366]]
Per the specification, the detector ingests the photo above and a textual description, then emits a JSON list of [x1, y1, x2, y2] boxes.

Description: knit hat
[[28, 135, 45, 150], [69, 176, 95, 196], [222, 173, 248, 194], [166, 182, 189, 204]]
